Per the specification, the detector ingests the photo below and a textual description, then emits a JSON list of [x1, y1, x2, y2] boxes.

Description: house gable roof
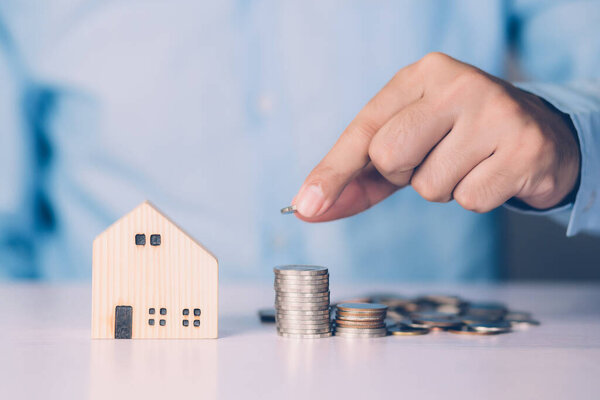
[[94, 200, 217, 262]]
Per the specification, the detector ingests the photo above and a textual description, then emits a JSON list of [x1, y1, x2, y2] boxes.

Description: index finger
[[294, 62, 425, 218]]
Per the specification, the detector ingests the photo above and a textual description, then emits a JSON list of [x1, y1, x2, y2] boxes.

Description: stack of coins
[[334, 303, 388, 338], [274, 265, 332, 338]]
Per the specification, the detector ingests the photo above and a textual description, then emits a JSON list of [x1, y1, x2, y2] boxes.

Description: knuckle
[[368, 142, 399, 176], [411, 172, 450, 202], [419, 52, 451, 70], [454, 187, 487, 213]]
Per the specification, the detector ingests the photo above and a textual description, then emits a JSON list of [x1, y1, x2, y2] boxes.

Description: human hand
[[293, 53, 580, 221]]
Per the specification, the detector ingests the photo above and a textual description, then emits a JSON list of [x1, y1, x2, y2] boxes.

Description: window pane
[[150, 234, 161, 246], [135, 234, 146, 245]]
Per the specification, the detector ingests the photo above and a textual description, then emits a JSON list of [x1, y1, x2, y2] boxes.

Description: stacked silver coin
[[274, 265, 332, 338], [334, 303, 388, 338]]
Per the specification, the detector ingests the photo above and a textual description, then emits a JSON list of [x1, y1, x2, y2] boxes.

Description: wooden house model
[[91, 201, 218, 339]]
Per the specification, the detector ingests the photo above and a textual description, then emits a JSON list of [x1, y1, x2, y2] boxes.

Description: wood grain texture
[[92, 201, 218, 339]]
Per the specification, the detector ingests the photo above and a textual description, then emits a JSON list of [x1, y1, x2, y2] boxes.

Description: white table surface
[[1, 281, 600, 400]]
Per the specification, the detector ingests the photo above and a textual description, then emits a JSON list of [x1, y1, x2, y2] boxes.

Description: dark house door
[[115, 305, 133, 339]]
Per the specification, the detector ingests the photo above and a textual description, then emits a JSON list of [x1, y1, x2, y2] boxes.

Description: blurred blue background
[[0, 0, 598, 282]]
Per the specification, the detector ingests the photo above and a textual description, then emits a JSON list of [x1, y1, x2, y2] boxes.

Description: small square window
[[183, 320, 189, 327], [148, 319, 155, 326], [135, 234, 146, 245], [193, 320, 200, 327], [160, 308, 167, 315], [150, 234, 161, 246], [194, 308, 201, 317], [182, 309, 189, 316], [149, 308, 155, 314], [159, 319, 166, 326]]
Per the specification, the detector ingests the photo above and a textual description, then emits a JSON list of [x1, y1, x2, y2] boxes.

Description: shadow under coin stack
[[274, 265, 332, 338], [334, 303, 388, 338]]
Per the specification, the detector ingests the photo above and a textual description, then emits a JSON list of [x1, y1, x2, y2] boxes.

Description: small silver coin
[[277, 320, 331, 327], [460, 314, 502, 324], [276, 294, 330, 302], [276, 309, 331, 316], [276, 305, 330, 312], [389, 324, 430, 336], [277, 322, 331, 329], [506, 318, 540, 328], [276, 302, 330, 310], [275, 281, 329, 289], [280, 205, 297, 214], [468, 321, 511, 334], [275, 291, 331, 298], [410, 312, 462, 328], [335, 322, 386, 329], [335, 314, 385, 321], [275, 278, 329, 286], [336, 303, 388, 313], [275, 284, 329, 292], [277, 319, 331, 325], [334, 331, 387, 338], [334, 326, 388, 334], [274, 265, 328, 276], [278, 332, 332, 339], [274, 273, 329, 282], [277, 327, 332, 334], [275, 286, 330, 294], [276, 300, 330, 307]]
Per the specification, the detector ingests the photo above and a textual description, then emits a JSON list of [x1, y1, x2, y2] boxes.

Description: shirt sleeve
[[505, 0, 600, 236]]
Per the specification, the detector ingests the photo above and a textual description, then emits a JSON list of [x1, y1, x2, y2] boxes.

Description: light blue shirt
[[0, 0, 599, 282]]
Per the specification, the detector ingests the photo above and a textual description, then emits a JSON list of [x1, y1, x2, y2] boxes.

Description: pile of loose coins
[[263, 282, 540, 338], [334, 303, 388, 338], [274, 265, 332, 338], [373, 293, 539, 336]]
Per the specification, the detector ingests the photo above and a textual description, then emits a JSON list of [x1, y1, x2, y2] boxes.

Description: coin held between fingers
[[280, 205, 297, 215]]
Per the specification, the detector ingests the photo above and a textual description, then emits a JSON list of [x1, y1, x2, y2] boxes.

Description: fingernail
[[295, 184, 324, 217]]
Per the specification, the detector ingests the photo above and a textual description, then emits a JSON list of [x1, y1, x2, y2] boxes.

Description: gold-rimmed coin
[[335, 320, 386, 329], [335, 313, 385, 321], [334, 326, 387, 334]]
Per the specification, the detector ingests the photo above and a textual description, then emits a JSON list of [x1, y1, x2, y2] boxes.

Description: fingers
[[410, 118, 495, 202], [294, 62, 425, 218], [296, 164, 400, 222], [368, 98, 455, 186], [453, 151, 522, 213]]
